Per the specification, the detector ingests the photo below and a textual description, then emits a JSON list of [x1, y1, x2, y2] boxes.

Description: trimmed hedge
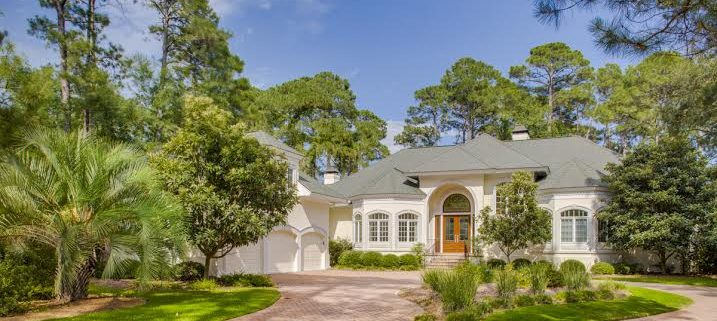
[[511, 258, 531, 269], [329, 239, 353, 266], [399, 254, 419, 267], [382, 254, 400, 268], [487, 258, 507, 269], [361, 251, 383, 267], [559, 259, 586, 273], [337, 251, 420, 270], [216, 273, 274, 287], [338, 250, 363, 266], [590, 262, 615, 275]]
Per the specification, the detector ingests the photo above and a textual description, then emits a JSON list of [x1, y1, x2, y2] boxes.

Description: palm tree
[[0, 129, 185, 302]]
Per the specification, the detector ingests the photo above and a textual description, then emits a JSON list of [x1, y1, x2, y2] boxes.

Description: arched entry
[[439, 193, 472, 253]]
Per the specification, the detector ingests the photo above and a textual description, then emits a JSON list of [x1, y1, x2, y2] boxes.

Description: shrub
[[596, 288, 615, 300], [514, 294, 536, 307], [329, 238, 353, 266], [424, 267, 480, 312], [562, 263, 590, 291], [445, 303, 491, 321], [411, 243, 426, 267], [614, 262, 643, 275], [533, 293, 553, 304], [174, 261, 205, 282], [361, 251, 383, 267], [597, 280, 626, 292], [338, 250, 363, 266], [0, 250, 56, 316], [527, 262, 550, 294], [217, 273, 274, 287], [494, 267, 518, 299], [547, 269, 564, 288], [399, 254, 419, 267], [455, 262, 491, 283], [422, 269, 445, 293], [486, 258, 506, 269], [559, 259, 586, 273], [381, 254, 400, 268], [512, 258, 532, 269], [414, 313, 438, 321], [189, 279, 218, 290], [563, 290, 598, 303], [590, 262, 615, 275]]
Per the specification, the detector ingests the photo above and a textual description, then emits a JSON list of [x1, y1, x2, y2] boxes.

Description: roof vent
[[323, 158, 340, 185], [511, 124, 530, 141]]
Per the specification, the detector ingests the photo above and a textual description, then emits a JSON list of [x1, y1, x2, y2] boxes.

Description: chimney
[[511, 124, 530, 141], [323, 158, 340, 184]]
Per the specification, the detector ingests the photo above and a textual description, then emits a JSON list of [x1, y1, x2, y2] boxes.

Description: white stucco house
[[210, 127, 639, 275]]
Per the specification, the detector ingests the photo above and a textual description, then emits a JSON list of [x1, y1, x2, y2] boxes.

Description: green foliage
[[173, 262, 205, 282], [0, 250, 55, 316], [561, 290, 598, 303], [360, 251, 384, 267], [422, 269, 444, 293], [614, 262, 639, 275], [559, 260, 586, 273], [561, 262, 590, 291], [512, 258, 531, 269], [399, 254, 420, 267], [527, 262, 551, 294], [329, 238, 353, 266], [153, 96, 297, 278], [414, 313, 438, 321], [337, 250, 363, 267], [445, 303, 492, 321], [514, 294, 536, 307], [478, 171, 552, 262], [190, 279, 218, 291], [410, 243, 426, 267], [216, 273, 273, 287], [422, 267, 482, 313], [486, 259, 507, 269], [381, 254, 400, 268], [455, 262, 492, 283], [0, 128, 185, 301], [494, 267, 519, 299], [547, 269, 565, 288], [533, 293, 553, 305], [599, 137, 717, 273], [590, 262, 615, 275]]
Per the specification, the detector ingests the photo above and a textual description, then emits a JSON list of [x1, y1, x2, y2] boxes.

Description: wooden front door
[[442, 215, 471, 253]]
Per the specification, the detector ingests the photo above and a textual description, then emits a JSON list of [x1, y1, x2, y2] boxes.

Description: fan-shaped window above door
[[443, 194, 471, 213]]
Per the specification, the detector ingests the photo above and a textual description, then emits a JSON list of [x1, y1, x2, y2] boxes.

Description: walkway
[[628, 282, 717, 320], [234, 270, 423, 321]]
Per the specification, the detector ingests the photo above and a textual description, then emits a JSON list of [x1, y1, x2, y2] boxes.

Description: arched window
[[397, 213, 418, 243], [368, 213, 389, 242], [597, 219, 609, 243], [353, 214, 362, 243], [560, 209, 588, 243], [443, 194, 471, 213]]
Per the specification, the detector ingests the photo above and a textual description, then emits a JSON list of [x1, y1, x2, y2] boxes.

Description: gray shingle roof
[[299, 172, 346, 199], [332, 135, 620, 198]]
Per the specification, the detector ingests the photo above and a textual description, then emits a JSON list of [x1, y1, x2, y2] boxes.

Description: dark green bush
[[445, 303, 491, 321], [329, 238, 353, 266], [590, 262, 615, 275], [614, 262, 643, 275], [399, 254, 419, 267], [559, 259, 586, 273], [382, 254, 400, 268], [338, 250, 362, 266], [216, 273, 274, 287], [547, 269, 564, 288], [563, 290, 598, 303], [361, 251, 383, 267], [533, 293, 553, 304], [173, 261, 205, 281], [514, 294, 536, 307], [511, 258, 531, 269], [0, 250, 55, 316], [596, 288, 615, 300], [486, 258, 506, 269], [414, 313, 438, 321]]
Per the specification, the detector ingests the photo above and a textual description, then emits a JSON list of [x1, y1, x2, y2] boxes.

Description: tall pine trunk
[[54, 0, 71, 132]]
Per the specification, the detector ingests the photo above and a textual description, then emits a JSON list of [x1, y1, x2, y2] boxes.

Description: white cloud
[[382, 120, 405, 154]]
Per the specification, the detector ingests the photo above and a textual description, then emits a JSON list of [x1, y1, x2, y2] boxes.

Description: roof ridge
[[492, 136, 549, 171], [456, 144, 492, 168]]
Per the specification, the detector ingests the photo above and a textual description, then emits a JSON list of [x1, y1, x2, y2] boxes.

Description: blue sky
[[1, 0, 635, 152]]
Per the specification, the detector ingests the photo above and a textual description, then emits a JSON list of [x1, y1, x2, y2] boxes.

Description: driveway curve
[[234, 270, 423, 321], [628, 282, 717, 320]]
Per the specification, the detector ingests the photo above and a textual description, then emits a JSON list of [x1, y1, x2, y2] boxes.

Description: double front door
[[439, 215, 471, 253]]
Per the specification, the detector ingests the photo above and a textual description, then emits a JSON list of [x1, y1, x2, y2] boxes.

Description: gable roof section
[[404, 134, 545, 174], [299, 172, 346, 199]]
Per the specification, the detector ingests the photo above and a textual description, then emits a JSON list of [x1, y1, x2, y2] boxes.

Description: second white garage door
[[301, 232, 325, 271], [265, 231, 298, 273]]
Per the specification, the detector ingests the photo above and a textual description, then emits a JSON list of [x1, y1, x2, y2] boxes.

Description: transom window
[[368, 213, 389, 242], [353, 214, 362, 243], [398, 213, 418, 243], [443, 194, 470, 213], [561, 209, 588, 243]]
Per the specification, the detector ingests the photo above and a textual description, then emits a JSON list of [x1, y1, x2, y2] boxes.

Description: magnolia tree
[[153, 96, 298, 278], [477, 171, 551, 262], [598, 137, 717, 274]]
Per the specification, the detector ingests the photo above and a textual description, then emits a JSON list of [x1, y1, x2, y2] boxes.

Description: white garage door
[[221, 242, 262, 275], [302, 233, 325, 271], [266, 231, 298, 273]]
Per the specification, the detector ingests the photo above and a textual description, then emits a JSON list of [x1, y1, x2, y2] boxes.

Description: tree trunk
[[54, 0, 71, 132], [58, 257, 96, 302], [658, 251, 669, 275], [203, 253, 212, 279], [83, 0, 97, 134]]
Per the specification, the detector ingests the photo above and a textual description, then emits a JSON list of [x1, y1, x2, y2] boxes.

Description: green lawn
[[594, 275, 717, 287], [49, 287, 279, 321], [483, 286, 692, 321]]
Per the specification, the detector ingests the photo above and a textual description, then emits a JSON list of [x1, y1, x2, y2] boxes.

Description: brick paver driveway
[[234, 270, 423, 321], [627, 282, 717, 320]]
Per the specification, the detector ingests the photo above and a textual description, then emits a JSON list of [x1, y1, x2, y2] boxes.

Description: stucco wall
[[287, 198, 330, 233], [329, 206, 352, 240]]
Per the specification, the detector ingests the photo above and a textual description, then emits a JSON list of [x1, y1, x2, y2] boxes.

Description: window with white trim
[[560, 209, 588, 243], [368, 213, 389, 242], [353, 214, 362, 243], [397, 213, 418, 242]]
